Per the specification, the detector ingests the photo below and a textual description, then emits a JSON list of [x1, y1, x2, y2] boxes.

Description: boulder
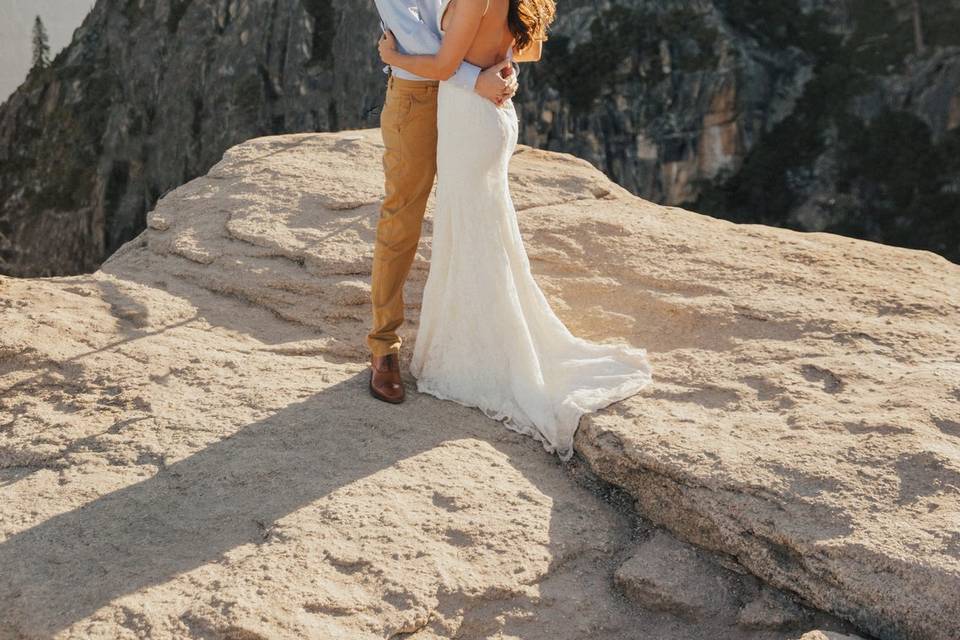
[[613, 529, 741, 621]]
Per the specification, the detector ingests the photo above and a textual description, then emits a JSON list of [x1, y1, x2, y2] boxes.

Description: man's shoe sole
[[369, 372, 405, 404]]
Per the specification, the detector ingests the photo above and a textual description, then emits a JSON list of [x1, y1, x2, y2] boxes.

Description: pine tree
[[31, 15, 51, 70]]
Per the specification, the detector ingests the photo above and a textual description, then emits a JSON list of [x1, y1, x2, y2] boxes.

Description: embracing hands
[[476, 59, 518, 107], [378, 29, 518, 108]]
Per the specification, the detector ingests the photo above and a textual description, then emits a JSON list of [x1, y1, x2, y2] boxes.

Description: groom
[[367, 0, 518, 403]]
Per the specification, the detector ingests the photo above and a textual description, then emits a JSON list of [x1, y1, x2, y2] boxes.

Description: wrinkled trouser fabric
[[367, 75, 440, 357]]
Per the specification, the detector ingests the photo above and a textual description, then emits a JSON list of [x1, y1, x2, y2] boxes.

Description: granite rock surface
[[1, 130, 957, 639]]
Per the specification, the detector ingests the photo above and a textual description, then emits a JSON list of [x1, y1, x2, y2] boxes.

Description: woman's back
[[441, 0, 514, 69]]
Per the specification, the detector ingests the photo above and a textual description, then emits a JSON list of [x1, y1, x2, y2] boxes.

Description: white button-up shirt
[[373, 0, 481, 91]]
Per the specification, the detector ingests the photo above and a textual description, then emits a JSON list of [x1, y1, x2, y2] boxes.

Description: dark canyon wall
[[1, 0, 959, 276]]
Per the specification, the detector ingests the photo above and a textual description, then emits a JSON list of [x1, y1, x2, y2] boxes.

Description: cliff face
[[0, 0, 388, 276], [1, 0, 959, 277], [522, 1, 960, 260], [1, 130, 957, 639]]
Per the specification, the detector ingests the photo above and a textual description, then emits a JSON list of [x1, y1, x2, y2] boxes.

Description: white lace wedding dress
[[410, 9, 653, 462]]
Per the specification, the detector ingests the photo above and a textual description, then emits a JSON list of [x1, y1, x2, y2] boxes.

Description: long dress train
[[409, 40, 652, 463]]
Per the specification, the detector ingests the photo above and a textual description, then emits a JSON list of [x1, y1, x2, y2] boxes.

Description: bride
[[378, 0, 652, 462]]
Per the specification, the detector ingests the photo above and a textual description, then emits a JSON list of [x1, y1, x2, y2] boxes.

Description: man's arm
[[447, 61, 482, 92]]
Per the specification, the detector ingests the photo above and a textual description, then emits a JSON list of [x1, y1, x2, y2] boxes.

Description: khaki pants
[[367, 74, 440, 357]]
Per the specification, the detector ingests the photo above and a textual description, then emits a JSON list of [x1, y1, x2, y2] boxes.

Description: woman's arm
[[378, 0, 484, 81], [512, 39, 543, 63]]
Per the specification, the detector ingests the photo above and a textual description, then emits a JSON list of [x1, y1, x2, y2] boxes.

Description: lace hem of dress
[[414, 367, 652, 463]]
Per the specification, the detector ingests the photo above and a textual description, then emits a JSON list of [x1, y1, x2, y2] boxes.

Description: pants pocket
[[381, 90, 412, 187]]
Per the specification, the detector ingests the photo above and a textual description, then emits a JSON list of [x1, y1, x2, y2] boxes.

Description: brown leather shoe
[[369, 352, 404, 404]]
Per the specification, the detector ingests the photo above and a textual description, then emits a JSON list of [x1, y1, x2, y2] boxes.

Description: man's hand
[[475, 59, 518, 107], [497, 63, 519, 106], [378, 29, 398, 65]]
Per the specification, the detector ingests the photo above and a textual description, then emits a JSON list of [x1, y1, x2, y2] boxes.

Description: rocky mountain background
[[1, 0, 959, 277]]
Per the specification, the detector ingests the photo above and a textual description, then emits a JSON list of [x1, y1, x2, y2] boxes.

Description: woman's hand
[[378, 29, 398, 65]]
